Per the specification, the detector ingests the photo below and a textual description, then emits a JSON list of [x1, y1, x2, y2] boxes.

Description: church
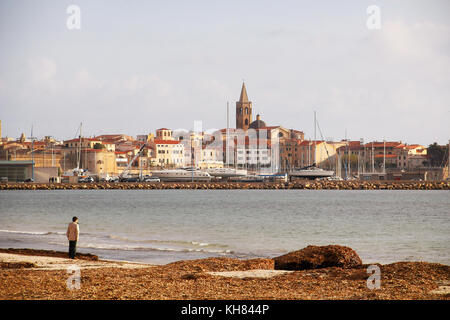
[[225, 82, 305, 171], [235, 82, 268, 131]]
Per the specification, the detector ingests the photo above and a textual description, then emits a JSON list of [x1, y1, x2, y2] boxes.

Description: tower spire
[[236, 82, 252, 130], [239, 82, 249, 103]]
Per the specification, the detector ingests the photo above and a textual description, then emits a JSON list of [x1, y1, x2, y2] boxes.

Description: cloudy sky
[[0, 0, 449, 145]]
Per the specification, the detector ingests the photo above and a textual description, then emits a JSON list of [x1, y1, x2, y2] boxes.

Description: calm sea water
[[0, 190, 449, 265]]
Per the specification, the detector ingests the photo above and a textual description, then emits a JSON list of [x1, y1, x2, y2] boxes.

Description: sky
[[0, 0, 449, 145]]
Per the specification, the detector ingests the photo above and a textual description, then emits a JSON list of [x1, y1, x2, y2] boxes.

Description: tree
[[93, 143, 105, 150], [427, 143, 448, 167]]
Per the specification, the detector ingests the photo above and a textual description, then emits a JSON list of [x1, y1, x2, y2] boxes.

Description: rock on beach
[[273, 245, 363, 270]]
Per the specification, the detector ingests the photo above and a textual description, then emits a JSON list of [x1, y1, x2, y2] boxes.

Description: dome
[[249, 114, 266, 129]]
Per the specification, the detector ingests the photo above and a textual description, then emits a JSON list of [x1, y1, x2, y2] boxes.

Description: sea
[[0, 189, 449, 265]]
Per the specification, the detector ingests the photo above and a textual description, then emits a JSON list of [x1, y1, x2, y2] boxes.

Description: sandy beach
[[1, 248, 449, 300]]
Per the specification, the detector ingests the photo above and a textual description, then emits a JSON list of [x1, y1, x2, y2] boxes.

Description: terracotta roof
[[22, 141, 47, 146], [364, 142, 403, 148], [298, 140, 325, 146], [154, 139, 180, 145], [405, 144, 424, 149], [64, 138, 101, 143]]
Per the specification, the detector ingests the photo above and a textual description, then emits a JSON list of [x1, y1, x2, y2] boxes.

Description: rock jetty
[[0, 180, 449, 190]]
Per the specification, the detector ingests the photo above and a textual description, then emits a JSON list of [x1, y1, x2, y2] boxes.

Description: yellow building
[[156, 128, 173, 141], [84, 149, 117, 177]]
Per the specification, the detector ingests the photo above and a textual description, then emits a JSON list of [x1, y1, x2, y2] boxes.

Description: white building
[[153, 139, 185, 167]]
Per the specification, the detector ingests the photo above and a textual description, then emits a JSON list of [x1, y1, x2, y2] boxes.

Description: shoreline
[[1, 248, 449, 299], [1, 180, 449, 190]]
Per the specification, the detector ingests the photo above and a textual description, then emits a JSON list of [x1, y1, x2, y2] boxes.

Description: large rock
[[273, 245, 362, 270]]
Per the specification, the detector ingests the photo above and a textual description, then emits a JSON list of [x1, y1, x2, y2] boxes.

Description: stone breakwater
[[1, 180, 449, 190]]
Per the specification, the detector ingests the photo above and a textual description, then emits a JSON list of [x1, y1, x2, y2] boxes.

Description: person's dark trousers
[[69, 240, 77, 259]]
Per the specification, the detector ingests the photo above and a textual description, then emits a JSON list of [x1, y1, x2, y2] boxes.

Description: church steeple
[[236, 82, 252, 130], [239, 82, 249, 103]]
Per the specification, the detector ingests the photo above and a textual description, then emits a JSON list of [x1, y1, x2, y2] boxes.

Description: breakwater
[[1, 180, 449, 190]]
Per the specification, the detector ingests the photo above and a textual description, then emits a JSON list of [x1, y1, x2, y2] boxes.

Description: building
[[336, 141, 431, 178], [82, 148, 118, 177], [156, 128, 174, 141], [236, 83, 253, 130], [0, 160, 34, 182], [136, 133, 155, 142], [280, 139, 345, 172], [153, 139, 185, 168], [198, 145, 224, 169]]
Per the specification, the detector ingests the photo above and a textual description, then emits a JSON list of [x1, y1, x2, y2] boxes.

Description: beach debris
[[0, 262, 36, 269], [207, 269, 294, 279], [273, 245, 363, 270], [0, 248, 99, 261], [1, 249, 449, 299], [164, 257, 274, 272]]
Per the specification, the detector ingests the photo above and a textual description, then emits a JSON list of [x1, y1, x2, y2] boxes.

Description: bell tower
[[236, 82, 252, 130]]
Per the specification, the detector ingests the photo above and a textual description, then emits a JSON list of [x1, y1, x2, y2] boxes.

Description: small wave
[[0, 229, 60, 236], [71, 242, 235, 254], [191, 241, 210, 247], [107, 235, 227, 248]]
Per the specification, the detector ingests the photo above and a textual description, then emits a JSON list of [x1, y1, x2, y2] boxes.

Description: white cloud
[[27, 58, 57, 83]]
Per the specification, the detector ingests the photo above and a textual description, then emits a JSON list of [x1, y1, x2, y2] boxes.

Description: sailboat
[[206, 167, 247, 178], [62, 123, 89, 180], [290, 111, 334, 179]]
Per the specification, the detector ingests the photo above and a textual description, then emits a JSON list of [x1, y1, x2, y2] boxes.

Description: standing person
[[66, 216, 79, 259]]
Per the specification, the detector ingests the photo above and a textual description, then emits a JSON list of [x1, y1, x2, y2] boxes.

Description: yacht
[[290, 111, 334, 180], [150, 169, 212, 182], [290, 164, 334, 179], [206, 167, 248, 178]]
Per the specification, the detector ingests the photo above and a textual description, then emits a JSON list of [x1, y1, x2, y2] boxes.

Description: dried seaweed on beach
[[0, 248, 99, 261]]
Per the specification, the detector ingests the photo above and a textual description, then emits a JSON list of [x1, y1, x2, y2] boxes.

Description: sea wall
[[0, 180, 449, 190]]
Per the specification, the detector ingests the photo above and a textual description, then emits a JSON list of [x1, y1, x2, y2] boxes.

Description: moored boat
[[151, 169, 212, 182]]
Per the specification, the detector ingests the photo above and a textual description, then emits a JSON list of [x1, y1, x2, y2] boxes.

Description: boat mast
[[345, 129, 348, 179], [314, 111, 316, 166], [448, 139, 450, 180], [371, 141, 375, 173], [307, 138, 310, 166], [77, 122, 82, 170], [226, 101, 229, 169], [30, 125, 35, 181]]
